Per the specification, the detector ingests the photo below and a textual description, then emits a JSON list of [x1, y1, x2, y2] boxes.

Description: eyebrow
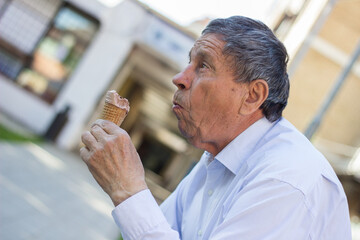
[[188, 47, 216, 69]]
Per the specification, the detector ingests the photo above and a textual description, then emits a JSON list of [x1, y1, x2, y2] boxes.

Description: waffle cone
[[101, 102, 128, 126]]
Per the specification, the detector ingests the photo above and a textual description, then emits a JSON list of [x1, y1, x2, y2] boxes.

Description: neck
[[201, 110, 264, 156]]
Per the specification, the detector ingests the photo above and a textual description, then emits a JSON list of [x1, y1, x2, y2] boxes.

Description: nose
[[172, 65, 192, 90]]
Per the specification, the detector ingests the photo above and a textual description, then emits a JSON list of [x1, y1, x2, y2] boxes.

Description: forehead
[[190, 34, 225, 59]]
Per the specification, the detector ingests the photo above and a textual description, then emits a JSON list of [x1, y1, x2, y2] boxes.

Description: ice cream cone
[[101, 102, 128, 126], [101, 90, 130, 126]]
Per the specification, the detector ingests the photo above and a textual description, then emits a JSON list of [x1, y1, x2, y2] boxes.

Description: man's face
[[172, 34, 248, 152]]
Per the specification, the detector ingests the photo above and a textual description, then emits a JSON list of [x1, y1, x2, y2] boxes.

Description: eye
[[200, 62, 208, 69]]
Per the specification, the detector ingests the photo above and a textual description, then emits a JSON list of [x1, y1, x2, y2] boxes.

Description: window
[[0, 0, 99, 103]]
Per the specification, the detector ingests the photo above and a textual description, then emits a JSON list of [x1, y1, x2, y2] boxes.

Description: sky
[[98, 0, 282, 26], [137, 0, 279, 26]]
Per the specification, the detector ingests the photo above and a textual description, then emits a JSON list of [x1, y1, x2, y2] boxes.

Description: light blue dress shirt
[[112, 117, 351, 239]]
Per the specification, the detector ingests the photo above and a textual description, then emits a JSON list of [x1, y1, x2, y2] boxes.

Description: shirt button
[[198, 229, 202, 236], [208, 189, 213, 196]]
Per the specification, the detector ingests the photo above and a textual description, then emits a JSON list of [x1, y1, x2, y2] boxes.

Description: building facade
[[0, 0, 201, 201], [1, 0, 359, 215]]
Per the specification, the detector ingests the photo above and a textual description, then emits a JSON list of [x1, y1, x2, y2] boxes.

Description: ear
[[239, 79, 269, 115]]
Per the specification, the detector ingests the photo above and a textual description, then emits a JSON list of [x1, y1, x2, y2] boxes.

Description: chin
[[178, 123, 195, 140], [178, 126, 191, 139], [179, 127, 203, 149]]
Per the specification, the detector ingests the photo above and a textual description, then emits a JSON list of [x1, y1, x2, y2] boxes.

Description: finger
[[90, 124, 108, 143], [79, 146, 91, 163], [93, 119, 122, 135], [81, 131, 97, 150]]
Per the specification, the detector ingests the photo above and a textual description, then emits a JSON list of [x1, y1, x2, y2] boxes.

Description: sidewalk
[[0, 141, 120, 240]]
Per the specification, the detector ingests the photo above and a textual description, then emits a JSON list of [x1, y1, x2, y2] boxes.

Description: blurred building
[[0, 0, 201, 202], [0, 0, 359, 214], [282, 0, 360, 220]]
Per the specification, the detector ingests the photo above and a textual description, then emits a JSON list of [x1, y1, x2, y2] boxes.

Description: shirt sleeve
[[112, 189, 180, 240]]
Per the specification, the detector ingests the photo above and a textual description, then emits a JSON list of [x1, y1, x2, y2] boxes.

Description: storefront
[[0, 0, 200, 199], [0, 0, 194, 147]]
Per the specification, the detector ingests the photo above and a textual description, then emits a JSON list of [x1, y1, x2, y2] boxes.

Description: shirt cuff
[[112, 189, 169, 240]]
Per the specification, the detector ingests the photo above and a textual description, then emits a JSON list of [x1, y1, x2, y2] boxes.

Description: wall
[[284, 0, 360, 148]]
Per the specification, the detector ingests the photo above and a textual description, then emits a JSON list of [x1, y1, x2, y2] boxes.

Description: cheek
[[189, 83, 223, 120], [189, 85, 211, 112], [196, 84, 242, 120]]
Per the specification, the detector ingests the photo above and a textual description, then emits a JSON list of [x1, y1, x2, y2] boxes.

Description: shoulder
[[248, 118, 339, 191], [234, 118, 350, 236]]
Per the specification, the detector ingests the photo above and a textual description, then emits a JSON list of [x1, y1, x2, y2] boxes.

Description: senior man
[[80, 16, 351, 239]]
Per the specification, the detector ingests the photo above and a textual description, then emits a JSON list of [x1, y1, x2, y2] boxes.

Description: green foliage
[[0, 124, 43, 142]]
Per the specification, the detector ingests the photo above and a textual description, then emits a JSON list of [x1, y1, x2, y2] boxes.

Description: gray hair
[[202, 16, 290, 122]]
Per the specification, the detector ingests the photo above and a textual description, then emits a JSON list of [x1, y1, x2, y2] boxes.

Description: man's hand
[[80, 119, 148, 206]]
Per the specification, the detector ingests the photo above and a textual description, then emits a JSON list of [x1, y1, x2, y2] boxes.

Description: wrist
[[110, 184, 148, 206]]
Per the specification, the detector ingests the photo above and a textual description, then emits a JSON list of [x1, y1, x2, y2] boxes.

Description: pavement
[[1, 114, 360, 240], [0, 140, 120, 240]]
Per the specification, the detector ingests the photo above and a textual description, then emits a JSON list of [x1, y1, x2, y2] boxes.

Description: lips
[[172, 102, 183, 117], [172, 94, 185, 119], [172, 92, 185, 109], [172, 100, 182, 108]]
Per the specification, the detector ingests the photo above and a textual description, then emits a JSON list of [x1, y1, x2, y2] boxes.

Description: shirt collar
[[214, 117, 275, 175]]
